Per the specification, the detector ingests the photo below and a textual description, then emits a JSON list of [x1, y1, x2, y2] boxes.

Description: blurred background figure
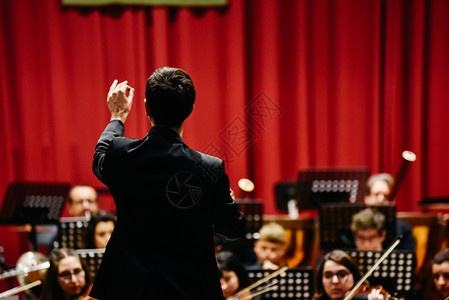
[[363, 173, 416, 250], [216, 251, 252, 299], [432, 248, 449, 300], [364, 173, 394, 206], [85, 211, 116, 249], [68, 186, 99, 218], [39, 248, 92, 300], [350, 208, 386, 251], [251, 222, 287, 270]]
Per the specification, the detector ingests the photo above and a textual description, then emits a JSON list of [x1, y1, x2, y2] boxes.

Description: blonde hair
[[258, 222, 286, 244]]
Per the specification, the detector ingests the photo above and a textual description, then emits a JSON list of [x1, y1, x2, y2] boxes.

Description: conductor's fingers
[[109, 79, 118, 93]]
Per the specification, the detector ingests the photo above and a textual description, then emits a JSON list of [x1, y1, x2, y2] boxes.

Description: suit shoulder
[[195, 151, 224, 167]]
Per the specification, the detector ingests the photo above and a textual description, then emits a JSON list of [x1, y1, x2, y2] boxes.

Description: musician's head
[[364, 173, 394, 205], [85, 211, 116, 249], [315, 249, 361, 300], [253, 222, 287, 268], [68, 185, 99, 218], [432, 248, 449, 299], [350, 208, 386, 251], [39, 248, 92, 300], [145, 67, 196, 129], [216, 251, 250, 298]]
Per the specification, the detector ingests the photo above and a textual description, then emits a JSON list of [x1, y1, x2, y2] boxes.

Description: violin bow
[[343, 237, 401, 300], [226, 266, 288, 300]]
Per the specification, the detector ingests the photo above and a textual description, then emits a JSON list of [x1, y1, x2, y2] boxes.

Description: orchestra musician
[[363, 173, 416, 250], [250, 222, 287, 270], [350, 208, 386, 251], [432, 248, 449, 299], [314, 249, 393, 300], [39, 248, 92, 300], [84, 211, 116, 249], [90, 68, 246, 299], [216, 251, 252, 299], [68, 185, 99, 218]]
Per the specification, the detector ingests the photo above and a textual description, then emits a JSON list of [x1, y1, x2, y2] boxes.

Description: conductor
[[91, 67, 247, 299]]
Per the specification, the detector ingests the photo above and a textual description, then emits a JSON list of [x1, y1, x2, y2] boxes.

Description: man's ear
[[144, 99, 155, 126], [144, 99, 150, 116], [380, 230, 387, 242]]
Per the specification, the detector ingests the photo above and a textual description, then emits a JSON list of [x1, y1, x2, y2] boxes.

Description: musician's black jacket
[[90, 120, 246, 299]]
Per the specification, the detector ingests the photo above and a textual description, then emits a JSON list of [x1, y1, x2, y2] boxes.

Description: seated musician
[[351, 208, 386, 251], [39, 248, 92, 300], [364, 173, 415, 250], [250, 222, 287, 270], [84, 211, 116, 249], [68, 185, 99, 218], [432, 248, 449, 299], [314, 249, 388, 300], [217, 251, 252, 299]]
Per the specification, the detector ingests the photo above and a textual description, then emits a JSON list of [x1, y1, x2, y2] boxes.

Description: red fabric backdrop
[[1, 0, 449, 265]]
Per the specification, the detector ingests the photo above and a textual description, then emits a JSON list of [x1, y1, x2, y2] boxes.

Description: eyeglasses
[[323, 270, 350, 281], [58, 268, 85, 282]]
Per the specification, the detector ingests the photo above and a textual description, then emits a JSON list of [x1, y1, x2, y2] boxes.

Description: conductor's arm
[[212, 162, 247, 239], [93, 80, 134, 183]]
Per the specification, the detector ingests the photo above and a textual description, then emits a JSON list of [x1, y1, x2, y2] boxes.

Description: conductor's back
[[91, 67, 246, 299]]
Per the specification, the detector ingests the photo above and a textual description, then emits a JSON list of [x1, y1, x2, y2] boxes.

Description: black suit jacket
[[91, 121, 246, 299]]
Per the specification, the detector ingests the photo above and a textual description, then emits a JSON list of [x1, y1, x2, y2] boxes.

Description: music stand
[[216, 199, 263, 264], [57, 217, 90, 249], [319, 202, 397, 250], [346, 249, 416, 299], [76, 248, 105, 281], [274, 181, 297, 212], [246, 267, 314, 299], [296, 167, 369, 209], [236, 199, 264, 240], [0, 181, 70, 250]]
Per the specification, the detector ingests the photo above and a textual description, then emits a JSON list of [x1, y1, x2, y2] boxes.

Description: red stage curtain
[[1, 0, 449, 263]]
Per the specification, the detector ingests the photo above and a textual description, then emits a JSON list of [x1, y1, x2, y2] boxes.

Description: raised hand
[[107, 80, 134, 124]]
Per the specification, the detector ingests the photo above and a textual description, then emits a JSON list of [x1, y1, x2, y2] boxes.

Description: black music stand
[[347, 249, 416, 299], [237, 199, 264, 239], [76, 248, 105, 281], [246, 267, 314, 300], [0, 181, 70, 250], [274, 181, 297, 212], [56, 217, 90, 249], [296, 167, 369, 209], [319, 202, 397, 250], [216, 199, 263, 265]]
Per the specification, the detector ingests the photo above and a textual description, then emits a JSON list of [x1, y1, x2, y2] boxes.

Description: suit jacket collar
[[146, 125, 185, 145]]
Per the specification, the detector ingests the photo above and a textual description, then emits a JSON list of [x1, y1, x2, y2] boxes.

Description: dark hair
[[39, 248, 92, 300], [85, 211, 116, 249], [145, 67, 196, 128], [313, 250, 361, 300], [433, 248, 449, 265], [216, 251, 251, 292]]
